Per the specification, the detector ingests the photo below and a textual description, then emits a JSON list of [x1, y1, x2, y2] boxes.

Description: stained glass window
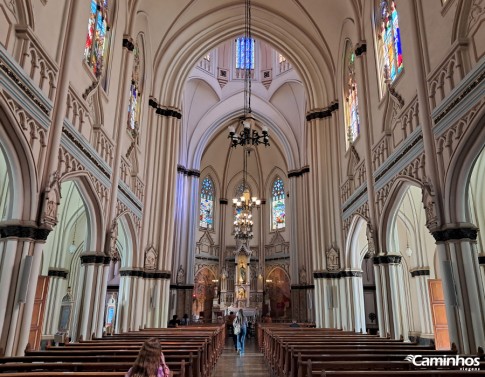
[[271, 178, 285, 230], [84, 0, 110, 79], [344, 41, 360, 148], [128, 40, 142, 130], [200, 177, 214, 229], [376, 0, 403, 92], [236, 38, 255, 69]]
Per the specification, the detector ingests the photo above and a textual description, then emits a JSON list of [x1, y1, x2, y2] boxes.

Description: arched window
[[236, 37, 255, 69], [200, 177, 215, 229], [343, 40, 360, 148], [375, 0, 403, 93], [84, 0, 111, 79], [271, 178, 285, 230], [128, 36, 144, 130]]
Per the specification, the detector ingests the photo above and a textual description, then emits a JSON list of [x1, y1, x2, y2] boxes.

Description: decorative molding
[[0, 56, 51, 116], [288, 166, 310, 178], [433, 63, 485, 125], [80, 254, 111, 265], [0, 225, 50, 240], [373, 255, 402, 265], [48, 268, 69, 279], [410, 268, 430, 277], [432, 227, 478, 242], [306, 101, 339, 121]]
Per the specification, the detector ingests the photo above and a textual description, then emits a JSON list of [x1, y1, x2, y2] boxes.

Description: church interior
[[1, 0, 485, 375]]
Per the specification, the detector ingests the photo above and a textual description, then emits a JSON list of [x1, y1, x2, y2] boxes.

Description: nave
[[0, 323, 484, 376]]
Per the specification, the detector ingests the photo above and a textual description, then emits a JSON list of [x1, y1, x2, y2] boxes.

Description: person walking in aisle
[[234, 308, 248, 355]]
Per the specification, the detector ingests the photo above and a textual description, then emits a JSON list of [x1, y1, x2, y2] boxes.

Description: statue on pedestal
[[240, 263, 246, 284]]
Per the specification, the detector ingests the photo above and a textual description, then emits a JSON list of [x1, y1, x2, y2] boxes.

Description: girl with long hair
[[126, 337, 170, 377], [234, 308, 248, 354]]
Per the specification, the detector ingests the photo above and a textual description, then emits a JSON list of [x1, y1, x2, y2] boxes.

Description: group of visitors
[[167, 313, 189, 328], [228, 309, 248, 354]]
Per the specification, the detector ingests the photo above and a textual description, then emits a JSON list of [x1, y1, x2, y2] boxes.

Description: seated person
[[125, 337, 169, 377], [262, 313, 272, 323], [289, 319, 300, 328], [180, 313, 189, 325], [168, 314, 180, 328]]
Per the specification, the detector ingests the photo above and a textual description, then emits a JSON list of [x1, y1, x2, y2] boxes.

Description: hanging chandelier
[[232, 147, 261, 240], [227, 0, 270, 148]]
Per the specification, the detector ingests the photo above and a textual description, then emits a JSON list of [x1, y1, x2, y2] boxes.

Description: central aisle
[[211, 334, 272, 376]]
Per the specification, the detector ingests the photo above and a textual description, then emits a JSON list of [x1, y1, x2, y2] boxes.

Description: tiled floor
[[211, 335, 272, 376]]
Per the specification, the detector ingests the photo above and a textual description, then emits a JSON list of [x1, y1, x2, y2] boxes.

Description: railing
[[372, 136, 390, 171], [15, 26, 58, 101], [427, 40, 469, 112]]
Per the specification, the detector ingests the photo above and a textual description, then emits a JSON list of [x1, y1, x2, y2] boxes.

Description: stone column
[[74, 253, 109, 341], [139, 101, 181, 328], [306, 104, 339, 327], [44, 268, 69, 335], [432, 226, 485, 353], [373, 255, 409, 340], [172, 167, 199, 318], [339, 271, 366, 333], [410, 268, 434, 339]]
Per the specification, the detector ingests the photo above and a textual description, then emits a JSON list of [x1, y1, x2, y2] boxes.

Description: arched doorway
[[266, 267, 291, 320], [193, 267, 216, 322]]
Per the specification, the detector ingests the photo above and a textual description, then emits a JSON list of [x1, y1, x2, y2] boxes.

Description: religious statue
[[176, 265, 185, 285], [238, 287, 246, 300], [240, 263, 246, 284]]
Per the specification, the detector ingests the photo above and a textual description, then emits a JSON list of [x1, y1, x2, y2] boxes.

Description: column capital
[[80, 253, 111, 265], [313, 270, 362, 279], [122, 36, 135, 51], [432, 225, 478, 242], [0, 224, 51, 240], [288, 166, 310, 178], [354, 42, 367, 56], [410, 268, 430, 277], [120, 269, 171, 279], [48, 267, 69, 279], [306, 101, 339, 121], [373, 255, 402, 265]]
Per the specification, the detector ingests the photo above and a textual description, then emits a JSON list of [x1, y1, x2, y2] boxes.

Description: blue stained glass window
[[200, 177, 214, 229], [344, 41, 360, 148], [272, 178, 285, 230], [376, 0, 403, 89], [84, 0, 110, 79], [236, 38, 255, 69]]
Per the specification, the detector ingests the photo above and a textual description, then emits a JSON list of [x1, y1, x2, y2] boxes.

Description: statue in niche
[[240, 263, 246, 284], [326, 246, 340, 271], [238, 287, 246, 300], [176, 265, 185, 285], [40, 170, 61, 229], [422, 178, 438, 231], [109, 219, 119, 261], [299, 266, 307, 285], [221, 267, 227, 280], [366, 223, 376, 257], [144, 246, 157, 270]]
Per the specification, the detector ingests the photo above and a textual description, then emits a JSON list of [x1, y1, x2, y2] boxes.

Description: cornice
[[149, 97, 182, 119], [120, 269, 172, 279], [48, 268, 69, 279], [177, 165, 200, 177], [313, 270, 362, 279], [80, 254, 111, 265], [410, 268, 430, 277]]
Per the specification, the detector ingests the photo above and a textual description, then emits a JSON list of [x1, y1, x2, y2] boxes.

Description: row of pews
[[258, 324, 485, 377], [0, 324, 225, 377]]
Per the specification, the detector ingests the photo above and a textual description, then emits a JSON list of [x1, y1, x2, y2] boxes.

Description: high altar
[[213, 242, 261, 321]]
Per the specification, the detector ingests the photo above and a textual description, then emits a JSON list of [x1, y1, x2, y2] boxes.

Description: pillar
[[432, 226, 485, 353], [373, 255, 409, 340]]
